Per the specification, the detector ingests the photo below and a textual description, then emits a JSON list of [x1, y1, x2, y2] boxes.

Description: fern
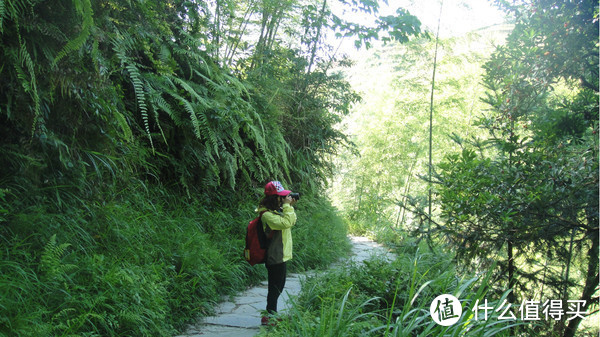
[[152, 94, 180, 125], [126, 63, 153, 150], [221, 151, 237, 188], [194, 70, 227, 94], [13, 62, 30, 92], [33, 17, 68, 42], [271, 130, 292, 179], [53, 0, 93, 66], [245, 123, 269, 157], [112, 32, 155, 150], [0, 0, 4, 33], [168, 91, 220, 157], [202, 168, 220, 187], [141, 82, 168, 144], [16, 40, 42, 137], [112, 110, 133, 142], [170, 92, 201, 139], [197, 108, 220, 156], [40, 234, 74, 279], [149, 103, 167, 145], [172, 39, 211, 75], [221, 71, 251, 98], [172, 77, 209, 108]]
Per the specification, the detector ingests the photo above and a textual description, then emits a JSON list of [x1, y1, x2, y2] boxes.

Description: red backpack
[[244, 210, 274, 265]]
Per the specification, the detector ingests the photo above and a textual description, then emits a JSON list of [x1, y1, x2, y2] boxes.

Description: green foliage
[[330, 27, 507, 232], [290, 194, 353, 271], [0, 0, 377, 202], [261, 243, 527, 336], [330, 1, 423, 49], [0, 0, 408, 335], [401, 1, 599, 336], [53, 0, 93, 66], [0, 184, 349, 336], [327, 1, 598, 336]]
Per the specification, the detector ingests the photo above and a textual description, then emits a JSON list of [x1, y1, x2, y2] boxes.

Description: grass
[[258, 241, 535, 337], [0, 182, 350, 337]]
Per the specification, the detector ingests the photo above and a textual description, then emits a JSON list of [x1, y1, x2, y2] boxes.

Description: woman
[[257, 181, 297, 326]]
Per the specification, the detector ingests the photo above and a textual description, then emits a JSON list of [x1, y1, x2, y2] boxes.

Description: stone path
[[175, 236, 394, 337]]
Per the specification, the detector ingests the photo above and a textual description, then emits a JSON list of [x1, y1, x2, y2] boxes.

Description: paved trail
[[175, 236, 394, 337]]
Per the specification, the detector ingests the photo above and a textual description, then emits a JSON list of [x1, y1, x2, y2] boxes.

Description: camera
[[289, 192, 301, 200]]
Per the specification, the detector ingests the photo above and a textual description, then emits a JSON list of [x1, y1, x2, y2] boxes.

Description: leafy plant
[[402, 1, 599, 336], [262, 242, 529, 336]]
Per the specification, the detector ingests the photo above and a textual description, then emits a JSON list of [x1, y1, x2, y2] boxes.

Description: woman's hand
[[283, 194, 296, 206]]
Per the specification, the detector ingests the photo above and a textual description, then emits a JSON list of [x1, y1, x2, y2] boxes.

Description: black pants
[[266, 262, 287, 314]]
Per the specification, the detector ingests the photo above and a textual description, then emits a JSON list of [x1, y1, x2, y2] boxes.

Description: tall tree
[[420, 1, 598, 335], [329, 28, 505, 229]]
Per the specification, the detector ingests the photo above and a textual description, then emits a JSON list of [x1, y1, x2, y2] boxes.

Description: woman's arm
[[262, 203, 296, 230]]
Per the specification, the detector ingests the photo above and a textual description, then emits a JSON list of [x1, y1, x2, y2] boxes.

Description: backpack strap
[[259, 210, 276, 240]]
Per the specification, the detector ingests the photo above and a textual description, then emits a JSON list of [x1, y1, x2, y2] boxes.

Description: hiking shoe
[[261, 316, 279, 326]]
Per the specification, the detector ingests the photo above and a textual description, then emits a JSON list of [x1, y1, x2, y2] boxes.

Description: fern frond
[[112, 110, 132, 141], [168, 91, 220, 156], [13, 62, 30, 92], [271, 130, 291, 178], [170, 92, 201, 139], [143, 92, 167, 145], [33, 18, 68, 42], [139, 82, 168, 144], [16, 40, 42, 137], [172, 77, 209, 108], [152, 94, 180, 125], [197, 110, 221, 156], [0, 0, 9, 34], [171, 76, 226, 153], [125, 63, 154, 151], [194, 70, 226, 93], [245, 123, 268, 156], [222, 151, 237, 189], [53, 0, 94, 65], [0, 0, 5, 33], [222, 71, 251, 98], [172, 42, 210, 75], [40, 234, 73, 278]]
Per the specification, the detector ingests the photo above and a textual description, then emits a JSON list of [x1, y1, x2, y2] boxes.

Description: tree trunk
[[507, 239, 516, 304], [225, 1, 256, 66], [563, 227, 599, 337], [305, 0, 327, 76], [399, 150, 420, 227]]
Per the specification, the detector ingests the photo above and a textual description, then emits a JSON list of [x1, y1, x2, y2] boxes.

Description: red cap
[[264, 181, 291, 196]]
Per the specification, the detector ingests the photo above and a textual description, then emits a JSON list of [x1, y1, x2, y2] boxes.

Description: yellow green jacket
[[258, 203, 296, 265]]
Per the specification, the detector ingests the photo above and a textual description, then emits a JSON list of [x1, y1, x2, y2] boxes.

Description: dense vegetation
[[430, 2, 599, 335], [1, 0, 597, 336], [0, 0, 422, 336], [328, 0, 598, 336], [260, 240, 532, 337]]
